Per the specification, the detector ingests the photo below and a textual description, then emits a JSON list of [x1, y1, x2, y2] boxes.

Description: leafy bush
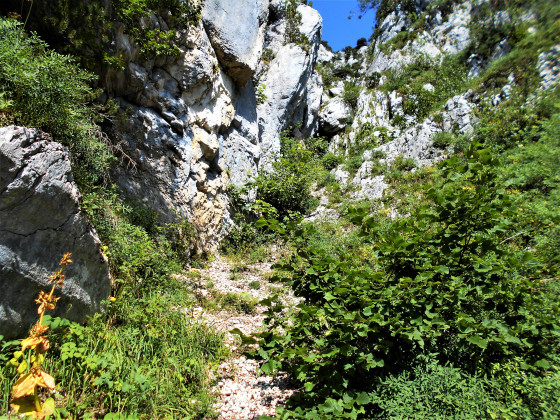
[[371, 354, 497, 419], [322, 152, 343, 170], [342, 81, 361, 109], [255, 156, 315, 219], [431, 131, 454, 149], [345, 154, 364, 173], [493, 97, 560, 274], [1, 0, 202, 61], [391, 154, 416, 171], [285, 0, 310, 51], [0, 18, 113, 182], [261, 48, 276, 64], [254, 144, 560, 418], [256, 82, 267, 105]]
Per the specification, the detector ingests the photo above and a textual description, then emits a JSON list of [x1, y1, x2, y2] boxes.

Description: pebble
[[178, 256, 301, 419]]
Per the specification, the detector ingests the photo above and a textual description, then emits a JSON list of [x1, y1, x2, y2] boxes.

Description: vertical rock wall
[[0, 126, 111, 339], [105, 0, 323, 251]]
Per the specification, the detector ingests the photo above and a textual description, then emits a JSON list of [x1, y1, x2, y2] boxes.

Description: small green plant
[[261, 48, 276, 64], [285, 0, 311, 51], [345, 154, 364, 173], [256, 82, 267, 105], [431, 131, 454, 149], [321, 152, 343, 170], [249, 281, 261, 290], [220, 293, 257, 314], [342, 81, 361, 109], [8, 253, 72, 418], [391, 154, 416, 171]]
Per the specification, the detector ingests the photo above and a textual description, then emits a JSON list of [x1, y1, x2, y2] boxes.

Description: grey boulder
[[0, 126, 111, 339], [319, 97, 352, 134], [202, 0, 269, 85]]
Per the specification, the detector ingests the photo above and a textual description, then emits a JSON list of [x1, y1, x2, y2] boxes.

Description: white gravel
[[178, 256, 301, 419]]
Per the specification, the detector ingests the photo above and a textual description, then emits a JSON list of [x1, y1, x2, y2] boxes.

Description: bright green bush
[[254, 143, 560, 418], [0, 18, 113, 182], [285, 0, 310, 51], [342, 81, 361, 109], [255, 156, 315, 218], [1, 0, 202, 62], [391, 154, 416, 171], [370, 354, 497, 419], [322, 152, 343, 170], [431, 131, 454, 149]]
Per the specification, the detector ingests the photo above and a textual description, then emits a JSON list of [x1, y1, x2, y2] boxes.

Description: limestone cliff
[[103, 0, 323, 251], [0, 127, 111, 339], [316, 0, 559, 203]]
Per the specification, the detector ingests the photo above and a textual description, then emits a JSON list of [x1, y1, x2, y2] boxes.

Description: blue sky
[[311, 0, 377, 51]]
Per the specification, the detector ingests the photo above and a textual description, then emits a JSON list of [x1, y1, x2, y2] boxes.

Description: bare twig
[[500, 231, 526, 244]]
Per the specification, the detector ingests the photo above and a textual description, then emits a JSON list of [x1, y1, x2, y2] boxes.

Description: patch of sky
[[310, 0, 377, 51]]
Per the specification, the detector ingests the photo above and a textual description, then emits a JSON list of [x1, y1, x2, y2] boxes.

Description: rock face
[[101, 0, 323, 250], [257, 4, 323, 167], [319, 97, 351, 134], [202, 0, 269, 86], [321, 0, 479, 202], [0, 126, 111, 339]]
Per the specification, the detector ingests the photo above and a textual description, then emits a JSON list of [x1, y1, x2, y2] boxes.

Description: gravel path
[[179, 256, 301, 419]]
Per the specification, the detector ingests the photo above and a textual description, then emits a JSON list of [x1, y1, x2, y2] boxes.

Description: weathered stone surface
[[257, 4, 322, 168], [317, 44, 334, 63], [319, 97, 351, 134], [0, 126, 110, 339], [95, 2, 325, 251], [377, 11, 408, 45], [202, 0, 269, 85], [537, 44, 560, 91], [442, 92, 475, 134]]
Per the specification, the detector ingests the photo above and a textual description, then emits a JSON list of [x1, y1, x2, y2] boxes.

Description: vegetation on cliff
[[1, 0, 560, 418]]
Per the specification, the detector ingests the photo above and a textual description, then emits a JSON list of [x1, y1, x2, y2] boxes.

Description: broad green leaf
[[467, 335, 488, 349]]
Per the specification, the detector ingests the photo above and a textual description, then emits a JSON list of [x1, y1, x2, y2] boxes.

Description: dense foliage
[[0, 18, 113, 183], [253, 144, 560, 418], [0, 0, 202, 69], [0, 13, 227, 418]]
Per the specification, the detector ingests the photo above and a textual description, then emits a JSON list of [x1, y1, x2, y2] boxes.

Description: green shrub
[[0, 18, 114, 183], [391, 154, 416, 171], [342, 81, 361, 109], [304, 135, 329, 158], [255, 157, 315, 218], [261, 48, 276, 64], [1, 0, 202, 62], [364, 72, 381, 88], [285, 0, 310, 51], [317, 63, 336, 88], [254, 143, 560, 418], [256, 82, 267, 105], [254, 133, 321, 219], [345, 154, 364, 173], [370, 149, 387, 159], [371, 354, 497, 419], [322, 152, 343, 170], [431, 131, 454, 149]]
